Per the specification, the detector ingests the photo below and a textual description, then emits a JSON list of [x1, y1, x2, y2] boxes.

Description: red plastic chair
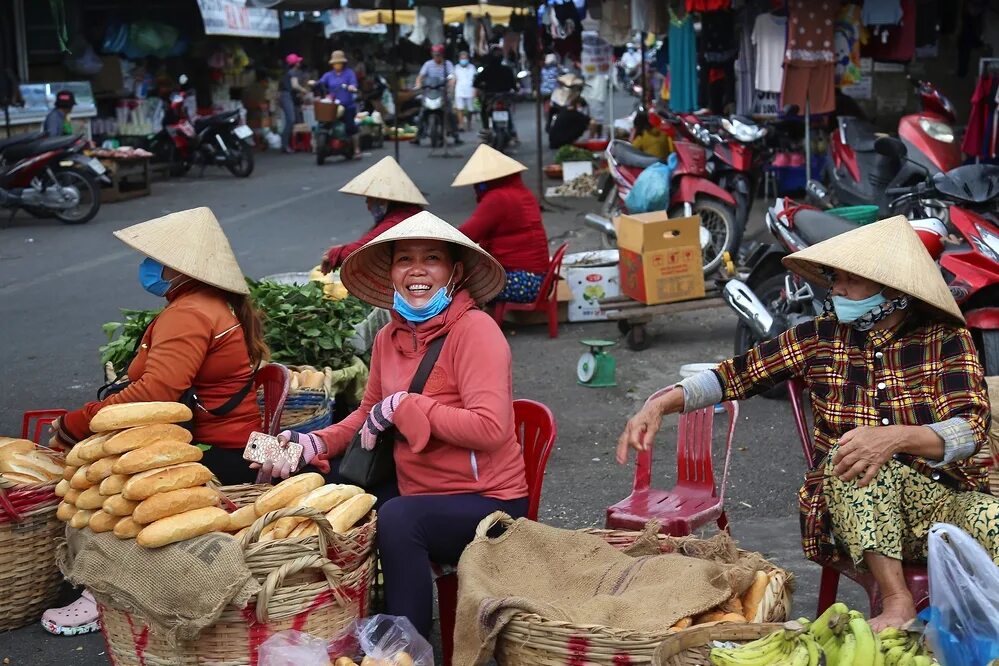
[[255, 363, 290, 436], [605, 401, 738, 536], [786, 378, 930, 616], [492, 243, 569, 339], [436, 398, 557, 666], [21, 409, 68, 445]]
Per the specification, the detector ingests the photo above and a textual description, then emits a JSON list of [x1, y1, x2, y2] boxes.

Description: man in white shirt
[[453, 51, 477, 131], [414, 44, 461, 144]]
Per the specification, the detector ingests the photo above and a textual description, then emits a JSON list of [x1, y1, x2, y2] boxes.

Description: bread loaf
[[269, 483, 365, 538], [69, 509, 94, 529], [65, 432, 114, 466], [132, 486, 219, 524], [0, 448, 64, 482], [113, 517, 143, 539], [56, 501, 78, 522], [55, 479, 71, 497], [741, 570, 770, 622], [103, 494, 140, 517], [70, 465, 94, 490], [325, 493, 376, 533], [0, 438, 34, 459], [121, 463, 213, 501], [75, 434, 114, 463], [89, 510, 119, 533], [254, 473, 325, 516], [0, 472, 43, 485], [62, 465, 78, 481], [288, 521, 320, 539], [100, 474, 129, 496], [85, 455, 122, 483], [113, 440, 203, 475], [64, 488, 81, 504], [103, 424, 192, 455], [226, 505, 258, 532], [75, 486, 106, 510], [90, 402, 193, 432], [136, 506, 230, 548]]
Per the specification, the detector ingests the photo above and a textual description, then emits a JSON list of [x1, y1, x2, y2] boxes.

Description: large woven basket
[[652, 623, 786, 666], [493, 522, 793, 666], [0, 448, 66, 631], [259, 365, 333, 432], [97, 506, 374, 666]]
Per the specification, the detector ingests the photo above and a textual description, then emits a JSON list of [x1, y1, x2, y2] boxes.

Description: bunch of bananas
[[709, 603, 940, 666]]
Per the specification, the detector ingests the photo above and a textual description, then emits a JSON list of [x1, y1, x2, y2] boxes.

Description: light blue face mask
[[459, 58, 469, 65], [139, 258, 173, 297], [369, 202, 388, 223], [393, 268, 456, 323], [831, 290, 887, 323]]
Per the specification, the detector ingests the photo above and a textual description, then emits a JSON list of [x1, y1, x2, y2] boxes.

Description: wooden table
[[598, 281, 728, 350], [98, 156, 151, 203]]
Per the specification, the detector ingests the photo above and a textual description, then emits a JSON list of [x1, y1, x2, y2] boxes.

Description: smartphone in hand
[[242, 432, 304, 469]]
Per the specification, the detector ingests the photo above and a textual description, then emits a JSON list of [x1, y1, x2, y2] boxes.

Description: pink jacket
[[314, 290, 528, 500]]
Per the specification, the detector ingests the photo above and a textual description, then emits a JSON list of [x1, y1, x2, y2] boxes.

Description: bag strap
[[408, 335, 447, 395], [192, 362, 261, 417]]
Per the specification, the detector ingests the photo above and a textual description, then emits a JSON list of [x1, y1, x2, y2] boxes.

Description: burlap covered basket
[[492, 521, 793, 666], [0, 448, 66, 631]]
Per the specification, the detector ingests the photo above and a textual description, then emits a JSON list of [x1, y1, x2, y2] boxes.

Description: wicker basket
[[0, 449, 66, 631], [493, 524, 793, 666], [652, 623, 786, 666], [97, 506, 374, 666], [259, 365, 334, 432]]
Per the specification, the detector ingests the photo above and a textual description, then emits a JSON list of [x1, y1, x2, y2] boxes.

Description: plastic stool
[[290, 131, 312, 152]]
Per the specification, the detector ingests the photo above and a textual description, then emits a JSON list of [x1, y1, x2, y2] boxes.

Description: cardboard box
[[567, 265, 620, 321], [617, 212, 705, 305]]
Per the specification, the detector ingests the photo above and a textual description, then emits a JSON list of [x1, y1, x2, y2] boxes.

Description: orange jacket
[[62, 283, 260, 448]]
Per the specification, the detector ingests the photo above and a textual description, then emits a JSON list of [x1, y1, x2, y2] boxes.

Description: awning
[[357, 4, 515, 24], [197, 0, 281, 38]]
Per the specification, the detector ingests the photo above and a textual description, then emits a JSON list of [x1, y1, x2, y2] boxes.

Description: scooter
[[415, 76, 449, 149], [481, 91, 516, 152], [313, 83, 355, 165], [0, 132, 105, 224]]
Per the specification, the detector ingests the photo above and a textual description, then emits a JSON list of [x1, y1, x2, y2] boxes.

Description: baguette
[[55, 479, 71, 497], [3, 449, 65, 480], [62, 465, 78, 481], [226, 505, 258, 532], [56, 501, 78, 522], [89, 510, 119, 533], [70, 465, 94, 490], [103, 424, 192, 455], [253, 473, 325, 517], [113, 517, 143, 539], [741, 570, 770, 622], [100, 474, 129, 496], [113, 440, 203, 475], [75, 486, 106, 510], [0, 472, 44, 485], [0, 438, 34, 459], [288, 521, 320, 539], [325, 493, 376, 533], [90, 402, 193, 433], [85, 455, 122, 483], [69, 509, 94, 529], [132, 486, 219, 525], [65, 432, 115, 466], [64, 488, 81, 504], [270, 483, 364, 538], [234, 526, 251, 540], [103, 494, 140, 517], [136, 506, 230, 548], [75, 434, 114, 463], [121, 463, 213, 501]]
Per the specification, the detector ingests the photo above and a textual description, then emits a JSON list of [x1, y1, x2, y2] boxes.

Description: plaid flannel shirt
[[716, 314, 992, 563]]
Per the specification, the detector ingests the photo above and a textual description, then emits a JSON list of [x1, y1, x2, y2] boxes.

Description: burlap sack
[[454, 515, 762, 666], [59, 527, 259, 644]]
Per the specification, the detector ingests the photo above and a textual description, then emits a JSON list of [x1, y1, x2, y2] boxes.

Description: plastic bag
[[357, 615, 434, 666], [624, 153, 678, 214], [922, 523, 999, 666], [259, 630, 329, 666]]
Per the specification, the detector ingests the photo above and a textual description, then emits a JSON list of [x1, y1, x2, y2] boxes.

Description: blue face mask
[[459, 58, 469, 65], [831, 291, 887, 323], [369, 202, 388, 223], [392, 269, 456, 323], [138, 258, 173, 297]]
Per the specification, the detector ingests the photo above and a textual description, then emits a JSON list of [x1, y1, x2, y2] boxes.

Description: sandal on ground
[[41, 591, 100, 636]]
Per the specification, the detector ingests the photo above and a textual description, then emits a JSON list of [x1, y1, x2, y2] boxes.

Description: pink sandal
[[41, 590, 100, 635]]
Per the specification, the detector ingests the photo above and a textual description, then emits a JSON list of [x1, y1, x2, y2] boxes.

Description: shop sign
[[197, 0, 280, 39]]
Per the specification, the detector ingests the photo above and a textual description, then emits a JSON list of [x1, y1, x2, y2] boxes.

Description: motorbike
[[547, 73, 589, 149], [481, 91, 515, 152], [0, 132, 105, 224], [415, 76, 449, 149], [313, 83, 355, 165], [813, 78, 960, 214], [149, 79, 254, 178]]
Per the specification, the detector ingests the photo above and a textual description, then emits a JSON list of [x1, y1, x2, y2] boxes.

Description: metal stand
[[391, 0, 400, 162]]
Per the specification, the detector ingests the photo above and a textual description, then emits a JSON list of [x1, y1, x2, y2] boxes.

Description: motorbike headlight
[[918, 118, 955, 143], [974, 223, 999, 263]]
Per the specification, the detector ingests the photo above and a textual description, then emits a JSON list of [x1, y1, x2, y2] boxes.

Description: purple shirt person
[[318, 50, 358, 110]]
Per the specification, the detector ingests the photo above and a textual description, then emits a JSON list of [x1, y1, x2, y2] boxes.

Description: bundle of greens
[[554, 145, 594, 164], [100, 308, 160, 378]]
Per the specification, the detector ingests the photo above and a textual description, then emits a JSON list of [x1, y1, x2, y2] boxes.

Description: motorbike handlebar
[[885, 183, 929, 197]]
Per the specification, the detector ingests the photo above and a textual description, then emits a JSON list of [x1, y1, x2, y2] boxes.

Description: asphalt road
[[0, 101, 865, 664]]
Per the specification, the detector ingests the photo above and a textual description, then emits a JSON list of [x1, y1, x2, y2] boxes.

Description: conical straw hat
[[451, 144, 528, 187], [339, 156, 428, 205], [113, 207, 249, 295], [782, 215, 963, 324], [340, 210, 506, 309]]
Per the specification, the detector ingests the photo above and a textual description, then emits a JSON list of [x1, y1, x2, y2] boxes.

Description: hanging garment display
[[782, 63, 835, 114], [409, 6, 444, 46], [962, 72, 999, 159], [464, 15, 478, 55], [862, 0, 915, 63], [701, 9, 737, 63], [668, 10, 698, 113], [835, 4, 866, 86], [599, 0, 632, 46], [782, 1, 837, 115], [752, 11, 787, 93], [914, 0, 940, 57], [734, 7, 755, 115], [687, 0, 730, 10], [958, 0, 989, 78], [861, 0, 903, 26], [754, 91, 781, 116], [631, 0, 669, 33]]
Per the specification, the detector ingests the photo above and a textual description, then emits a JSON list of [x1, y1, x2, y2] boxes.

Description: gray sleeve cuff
[[678, 371, 724, 413], [925, 418, 978, 467]]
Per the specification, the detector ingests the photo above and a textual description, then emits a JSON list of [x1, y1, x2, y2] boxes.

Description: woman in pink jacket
[[256, 211, 528, 638]]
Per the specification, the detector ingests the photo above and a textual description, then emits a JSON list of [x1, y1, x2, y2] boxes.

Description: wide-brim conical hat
[[340, 210, 506, 309], [113, 207, 249, 295], [451, 144, 527, 187], [782, 215, 963, 324], [339, 156, 428, 205]]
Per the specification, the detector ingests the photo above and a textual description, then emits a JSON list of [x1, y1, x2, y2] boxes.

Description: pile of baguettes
[[55, 401, 375, 549], [0, 437, 65, 485]]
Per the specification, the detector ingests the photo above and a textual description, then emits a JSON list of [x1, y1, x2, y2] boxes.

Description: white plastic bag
[[259, 630, 329, 666], [357, 615, 434, 666], [924, 523, 999, 666]]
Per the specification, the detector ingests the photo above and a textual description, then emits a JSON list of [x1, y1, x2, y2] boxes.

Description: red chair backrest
[[535, 243, 569, 306], [513, 398, 557, 521], [255, 363, 290, 435], [21, 409, 68, 445], [786, 378, 816, 466]]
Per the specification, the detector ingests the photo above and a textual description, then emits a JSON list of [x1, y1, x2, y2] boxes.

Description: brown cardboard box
[[616, 212, 705, 305]]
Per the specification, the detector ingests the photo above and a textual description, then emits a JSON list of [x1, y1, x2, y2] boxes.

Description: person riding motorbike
[[474, 46, 519, 144], [414, 44, 461, 145], [317, 50, 362, 159]]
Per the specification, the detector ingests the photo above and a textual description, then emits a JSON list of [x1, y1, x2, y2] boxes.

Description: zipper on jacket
[[470, 451, 479, 481]]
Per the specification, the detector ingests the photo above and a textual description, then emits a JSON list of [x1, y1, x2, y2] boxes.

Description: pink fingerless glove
[[279, 430, 327, 470], [361, 391, 408, 450]]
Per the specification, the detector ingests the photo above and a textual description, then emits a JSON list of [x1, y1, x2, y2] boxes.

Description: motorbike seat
[[611, 141, 661, 169], [793, 208, 860, 246], [194, 110, 239, 133], [0, 132, 43, 155], [2, 134, 79, 162], [839, 117, 878, 152], [933, 164, 999, 204]]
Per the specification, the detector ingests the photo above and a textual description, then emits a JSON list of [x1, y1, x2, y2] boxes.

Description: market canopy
[[357, 4, 515, 24]]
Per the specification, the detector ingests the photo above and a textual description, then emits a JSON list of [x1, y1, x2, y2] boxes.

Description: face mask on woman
[[392, 267, 456, 323], [459, 58, 469, 66], [831, 291, 887, 323], [138, 258, 174, 297], [369, 201, 388, 222]]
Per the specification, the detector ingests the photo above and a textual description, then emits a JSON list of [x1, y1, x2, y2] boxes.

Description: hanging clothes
[[464, 14, 478, 56], [914, 0, 940, 58], [734, 7, 755, 115], [835, 4, 866, 87], [668, 10, 698, 113], [782, 0, 837, 115], [701, 9, 737, 63], [863, 0, 916, 63], [409, 6, 445, 46], [599, 0, 632, 46], [962, 72, 999, 159], [752, 11, 787, 94], [687, 0, 730, 10], [861, 0, 903, 27]]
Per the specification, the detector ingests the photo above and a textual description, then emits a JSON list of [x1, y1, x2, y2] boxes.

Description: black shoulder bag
[[339, 335, 447, 488]]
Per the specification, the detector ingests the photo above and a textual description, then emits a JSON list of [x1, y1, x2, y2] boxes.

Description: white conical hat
[[340, 210, 506, 309], [339, 156, 428, 206], [113, 207, 249, 295], [451, 144, 528, 187], [782, 215, 964, 324]]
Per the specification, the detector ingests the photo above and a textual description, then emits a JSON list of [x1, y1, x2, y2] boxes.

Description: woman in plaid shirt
[[618, 216, 996, 630]]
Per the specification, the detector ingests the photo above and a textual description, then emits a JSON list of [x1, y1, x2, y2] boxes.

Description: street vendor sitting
[[255, 211, 529, 640], [617, 216, 997, 631], [320, 156, 428, 273], [453, 144, 550, 304]]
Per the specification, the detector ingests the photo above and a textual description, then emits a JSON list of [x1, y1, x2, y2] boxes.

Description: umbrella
[[357, 4, 514, 24]]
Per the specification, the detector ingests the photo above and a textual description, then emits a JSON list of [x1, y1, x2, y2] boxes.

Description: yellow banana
[[787, 644, 811, 666], [822, 635, 841, 664], [879, 637, 910, 651], [709, 632, 791, 666], [799, 633, 822, 666], [896, 644, 918, 666], [810, 603, 850, 642], [837, 634, 856, 666], [877, 628, 909, 641], [848, 616, 877, 666], [884, 646, 908, 666], [912, 657, 932, 666]]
